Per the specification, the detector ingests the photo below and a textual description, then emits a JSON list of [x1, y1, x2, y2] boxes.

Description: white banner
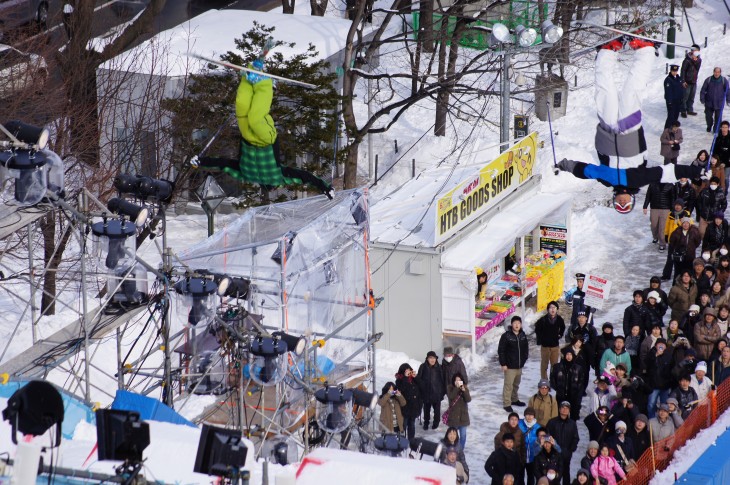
[[584, 274, 612, 310]]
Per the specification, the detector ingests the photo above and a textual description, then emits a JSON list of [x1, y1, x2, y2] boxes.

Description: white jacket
[[690, 374, 713, 402]]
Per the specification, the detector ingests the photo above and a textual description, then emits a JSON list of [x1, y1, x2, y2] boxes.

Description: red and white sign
[[584, 274, 611, 310]]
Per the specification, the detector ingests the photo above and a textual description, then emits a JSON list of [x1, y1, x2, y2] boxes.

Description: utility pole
[[500, 49, 511, 153], [667, 0, 677, 59]]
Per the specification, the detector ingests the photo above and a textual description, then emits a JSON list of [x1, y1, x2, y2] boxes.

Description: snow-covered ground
[[2, 0, 730, 482]]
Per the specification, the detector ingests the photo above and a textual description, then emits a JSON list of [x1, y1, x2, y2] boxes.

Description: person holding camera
[[395, 363, 422, 441], [378, 382, 406, 433], [659, 122, 683, 165], [418, 351, 446, 431], [445, 372, 471, 450], [534, 432, 562, 485]]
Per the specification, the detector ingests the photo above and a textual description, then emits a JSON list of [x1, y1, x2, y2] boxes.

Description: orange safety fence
[[624, 377, 730, 484]]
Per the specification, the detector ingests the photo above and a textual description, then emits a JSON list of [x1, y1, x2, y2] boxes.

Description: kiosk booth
[[370, 133, 573, 357]]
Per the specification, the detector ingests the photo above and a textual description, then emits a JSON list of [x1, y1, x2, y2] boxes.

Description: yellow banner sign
[[537, 261, 565, 312], [435, 132, 538, 244]]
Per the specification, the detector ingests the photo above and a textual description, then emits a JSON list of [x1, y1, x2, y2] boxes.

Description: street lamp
[[196, 175, 225, 237], [515, 25, 537, 48]]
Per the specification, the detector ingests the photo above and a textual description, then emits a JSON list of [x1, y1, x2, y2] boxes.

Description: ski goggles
[[613, 193, 636, 214]]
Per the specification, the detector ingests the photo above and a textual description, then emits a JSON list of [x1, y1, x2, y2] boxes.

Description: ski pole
[[187, 53, 318, 89], [198, 112, 235, 159], [545, 101, 559, 174]]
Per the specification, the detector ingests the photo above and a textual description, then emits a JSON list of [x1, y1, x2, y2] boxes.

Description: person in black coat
[[623, 290, 652, 337], [697, 177, 728, 235], [643, 181, 675, 247], [551, 348, 586, 420], [645, 339, 675, 418], [535, 301, 566, 379], [534, 438, 562, 485], [417, 351, 445, 430], [702, 213, 729, 252], [626, 413, 651, 460], [569, 274, 594, 328], [485, 433, 525, 485], [644, 294, 667, 335], [442, 346, 469, 389], [499, 316, 530, 411], [547, 403, 579, 485], [592, 323, 616, 375], [395, 363, 422, 441], [605, 421, 635, 471], [664, 64, 686, 128], [583, 406, 617, 443], [713, 121, 730, 168], [680, 45, 702, 117]]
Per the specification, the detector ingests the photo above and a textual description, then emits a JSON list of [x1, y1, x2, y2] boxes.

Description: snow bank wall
[[678, 425, 730, 484]]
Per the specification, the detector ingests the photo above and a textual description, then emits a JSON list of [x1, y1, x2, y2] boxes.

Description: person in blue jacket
[[519, 407, 543, 485], [700, 67, 730, 132], [664, 64, 685, 129]]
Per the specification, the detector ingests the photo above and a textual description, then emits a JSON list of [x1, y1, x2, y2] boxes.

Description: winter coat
[[447, 461, 468, 484], [645, 301, 668, 330], [442, 354, 468, 388], [494, 422, 524, 453], [484, 446, 524, 485], [528, 392, 558, 428], [639, 334, 660, 372], [623, 303, 651, 338], [417, 360, 445, 404], [535, 314, 566, 348], [644, 181, 676, 210], [550, 360, 586, 402], [664, 73, 685, 102], [690, 374, 713, 401], [569, 288, 593, 328], [445, 384, 471, 427], [674, 182, 697, 215], [672, 357, 698, 382], [670, 386, 699, 419], [546, 415, 580, 454], [711, 358, 730, 385], [395, 374, 422, 419], [439, 440, 469, 478], [714, 132, 730, 166], [700, 74, 730, 110], [697, 186, 728, 221], [627, 426, 650, 460], [534, 447, 562, 483], [659, 128, 683, 160], [702, 219, 729, 252], [590, 454, 626, 485], [694, 320, 722, 361], [625, 334, 642, 359], [649, 416, 677, 442], [668, 278, 699, 322], [589, 385, 617, 413], [378, 393, 406, 432], [681, 52, 702, 84], [567, 322, 599, 351], [518, 418, 542, 463], [600, 347, 633, 376], [584, 411, 616, 443], [498, 328, 529, 369], [236, 77, 277, 146], [606, 434, 636, 470], [593, 333, 616, 370], [680, 311, 702, 345], [645, 347, 675, 390], [665, 209, 693, 243]]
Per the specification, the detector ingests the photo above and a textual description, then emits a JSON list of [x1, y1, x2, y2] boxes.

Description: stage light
[[515, 25, 537, 47], [271, 231, 296, 265], [2, 380, 64, 447], [272, 331, 305, 356], [489, 22, 511, 45], [351, 388, 378, 411], [3, 121, 49, 150], [541, 20, 563, 44], [193, 424, 248, 479], [112, 174, 174, 203], [113, 174, 140, 195], [91, 216, 137, 270], [216, 276, 250, 299], [249, 334, 289, 386], [95, 409, 150, 463], [409, 437, 443, 460], [107, 198, 148, 227], [174, 277, 219, 327], [374, 433, 410, 457], [314, 384, 354, 434]]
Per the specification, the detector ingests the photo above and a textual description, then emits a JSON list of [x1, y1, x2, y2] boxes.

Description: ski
[[570, 17, 672, 59], [187, 53, 318, 89], [572, 18, 692, 50]]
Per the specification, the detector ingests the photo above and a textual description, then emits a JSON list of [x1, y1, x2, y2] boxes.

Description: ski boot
[[188, 155, 200, 168], [246, 38, 275, 84]]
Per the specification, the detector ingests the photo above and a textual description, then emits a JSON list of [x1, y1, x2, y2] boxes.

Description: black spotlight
[[113, 174, 140, 195], [373, 433, 410, 457], [409, 437, 443, 460], [249, 334, 288, 386], [95, 409, 150, 463], [2, 380, 64, 447], [351, 388, 378, 411], [107, 198, 148, 227], [193, 424, 248, 479], [136, 176, 173, 203], [272, 331, 305, 356], [4, 120, 50, 150]]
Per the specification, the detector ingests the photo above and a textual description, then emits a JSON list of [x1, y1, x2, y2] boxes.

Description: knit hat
[[689, 304, 701, 313], [655, 338, 668, 346], [597, 376, 611, 385], [673, 198, 685, 209], [426, 351, 438, 359], [696, 361, 708, 373], [587, 440, 599, 450], [538, 379, 550, 389], [502, 432, 515, 442], [560, 401, 571, 408], [647, 290, 661, 302], [681, 217, 692, 224], [615, 420, 627, 431], [602, 322, 614, 331], [715, 211, 725, 220], [704, 307, 717, 317], [524, 407, 536, 417], [577, 469, 590, 478], [686, 348, 697, 357], [635, 414, 649, 425], [604, 361, 616, 372], [658, 403, 670, 412], [651, 275, 662, 284]]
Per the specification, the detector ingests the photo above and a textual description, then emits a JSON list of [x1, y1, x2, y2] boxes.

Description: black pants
[[561, 452, 573, 485], [404, 415, 416, 441], [706, 107, 722, 131], [662, 252, 674, 280], [526, 461, 537, 485], [422, 402, 441, 426], [666, 101, 682, 128]]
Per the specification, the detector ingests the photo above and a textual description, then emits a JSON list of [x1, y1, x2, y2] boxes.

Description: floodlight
[[374, 433, 410, 457], [4, 121, 49, 150], [271, 231, 296, 265], [95, 409, 150, 463], [107, 198, 148, 227], [249, 334, 289, 386], [515, 25, 537, 47], [112, 174, 174, 203], [541, 20, 563, 44], [217, 276, 250, 299], [272, 331, 306, 356], [314, 384, 354, 434], [2, 380, 64, 447], [91, 217, 137, 270], [351, 388, 378, 411], [490, 22, 511, 44], [113, 174, 140, 195], [174, 277, 219, 327], [409, 437, 443, 460], [193, 424, 248, 479]]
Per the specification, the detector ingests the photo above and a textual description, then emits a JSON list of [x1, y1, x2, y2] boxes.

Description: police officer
[[569, 274, 594, 330]]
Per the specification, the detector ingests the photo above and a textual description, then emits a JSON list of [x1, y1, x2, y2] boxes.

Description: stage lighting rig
[[272, 331, 305, 356], [248, 334, 289, 386], [174, 276, 218, 327], [91, 214, 137, 270], [113, 174, 174, 204], [314, 384, 354, 434]]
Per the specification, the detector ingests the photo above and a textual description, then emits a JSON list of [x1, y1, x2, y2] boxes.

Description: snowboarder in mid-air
[[190, 49, 334, 200]]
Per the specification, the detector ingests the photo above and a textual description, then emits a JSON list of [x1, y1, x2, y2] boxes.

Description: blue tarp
[[0, 381, 95, 440], [111, 390, 196, 427], [678, 426, 730, 484]]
